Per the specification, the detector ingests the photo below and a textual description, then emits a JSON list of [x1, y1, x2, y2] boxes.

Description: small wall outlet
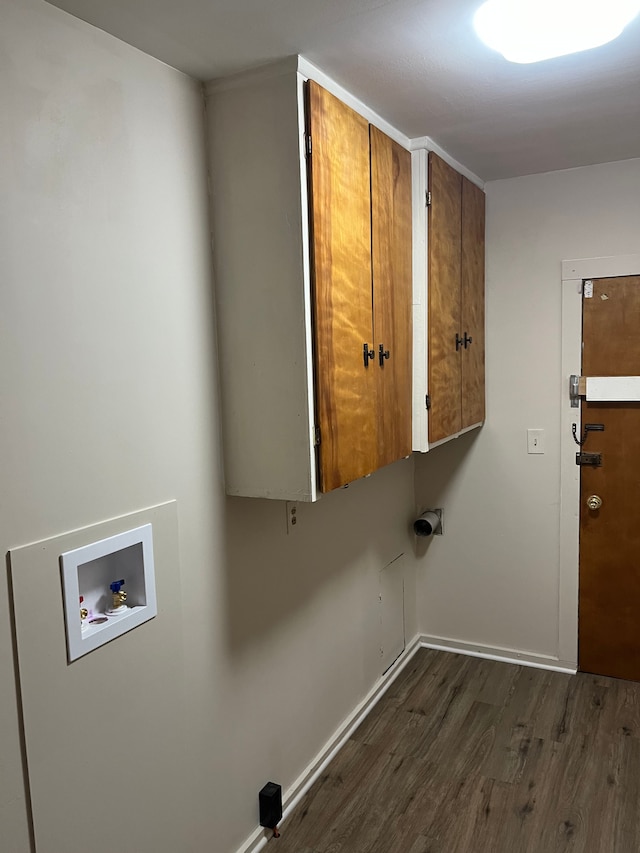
[[285, 501, 298, 534]]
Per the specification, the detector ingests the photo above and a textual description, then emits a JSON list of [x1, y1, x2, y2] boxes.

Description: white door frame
[[559, 254, 640, 666]]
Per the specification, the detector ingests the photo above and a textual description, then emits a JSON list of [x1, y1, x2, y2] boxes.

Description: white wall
[[415, 158, 640, 662], [0, 2, 416, 851]]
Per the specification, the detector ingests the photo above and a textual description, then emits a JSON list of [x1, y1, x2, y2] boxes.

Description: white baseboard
[[234, 633, 424, 853], [234, 632, 576, 853], [419, 634, 577, 674]]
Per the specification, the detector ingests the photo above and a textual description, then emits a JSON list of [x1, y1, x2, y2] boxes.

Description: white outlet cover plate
[[60, 524, 157, 662]]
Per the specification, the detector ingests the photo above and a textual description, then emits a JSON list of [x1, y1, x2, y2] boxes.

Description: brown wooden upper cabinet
[[206, 61, 411, 501], [427, 152, 485, 445], [307, 82, 412, 492]]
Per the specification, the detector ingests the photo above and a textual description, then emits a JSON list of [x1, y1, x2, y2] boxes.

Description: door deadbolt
[[587, 495, 603, 510]]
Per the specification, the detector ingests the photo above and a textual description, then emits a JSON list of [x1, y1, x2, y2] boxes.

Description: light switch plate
[[527, 428, 545, 454]]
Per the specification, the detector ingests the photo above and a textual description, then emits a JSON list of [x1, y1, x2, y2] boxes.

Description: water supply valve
[[108, 578, 128, 613]]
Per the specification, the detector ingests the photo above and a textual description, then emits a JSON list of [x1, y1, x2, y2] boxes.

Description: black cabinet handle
[[464, 333, 473, 348], [379, 344, 390, 366], [455, 333, 464, 351], [363, 343, 375, 367]]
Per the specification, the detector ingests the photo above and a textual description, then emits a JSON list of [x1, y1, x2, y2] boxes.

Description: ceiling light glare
[[473, 0, 640, 63]]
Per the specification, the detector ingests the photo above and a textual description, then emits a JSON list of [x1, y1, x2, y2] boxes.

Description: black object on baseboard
[[259, 781, 282, 836]]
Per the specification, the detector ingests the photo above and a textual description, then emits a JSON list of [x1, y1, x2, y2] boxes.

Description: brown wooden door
[[428, 152, 462, 443], [579, 275, 640, 681], [461, 175, 485, 429], [307, 81, 378, 492], [370, 125, 412, 468]]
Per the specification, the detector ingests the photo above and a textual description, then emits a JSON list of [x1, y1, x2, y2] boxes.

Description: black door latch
[[576, 452, 602, 467]]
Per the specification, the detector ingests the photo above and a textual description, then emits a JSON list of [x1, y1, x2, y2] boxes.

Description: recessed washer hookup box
[[60, 524, 157, 662]]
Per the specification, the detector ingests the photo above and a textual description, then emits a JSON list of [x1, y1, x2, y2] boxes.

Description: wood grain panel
[[370, 125, 412, 468], [307, 81, 377, 492], [461, 176, 486, 429], [579, 275, 640, 681], [274, 649, 640, 853], [428, 152, 462, 443]]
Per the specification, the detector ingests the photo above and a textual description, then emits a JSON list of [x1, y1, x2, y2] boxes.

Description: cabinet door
[[428, 152, 462, 443], [461, 176, 486, 429], [307, 81, 378, 492], [370, 126, 413, 467]]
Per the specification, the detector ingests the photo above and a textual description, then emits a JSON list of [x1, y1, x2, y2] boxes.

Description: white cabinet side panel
[[207, 73, 316, 500]]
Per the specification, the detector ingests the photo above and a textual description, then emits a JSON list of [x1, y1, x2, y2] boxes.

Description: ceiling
[[47, 0, 640, 180]]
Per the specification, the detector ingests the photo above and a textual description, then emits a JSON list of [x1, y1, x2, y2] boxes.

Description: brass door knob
[[587, 494, 603, 510]]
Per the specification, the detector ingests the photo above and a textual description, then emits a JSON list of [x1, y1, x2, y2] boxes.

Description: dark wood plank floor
[[274, 649, 640, 852]]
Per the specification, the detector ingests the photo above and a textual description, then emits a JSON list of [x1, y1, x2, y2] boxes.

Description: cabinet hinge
[[425, 394, 431, 410], [426, 191, 432, 207], [314, 425, 321, 446], [305, 134, 312, 158]]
